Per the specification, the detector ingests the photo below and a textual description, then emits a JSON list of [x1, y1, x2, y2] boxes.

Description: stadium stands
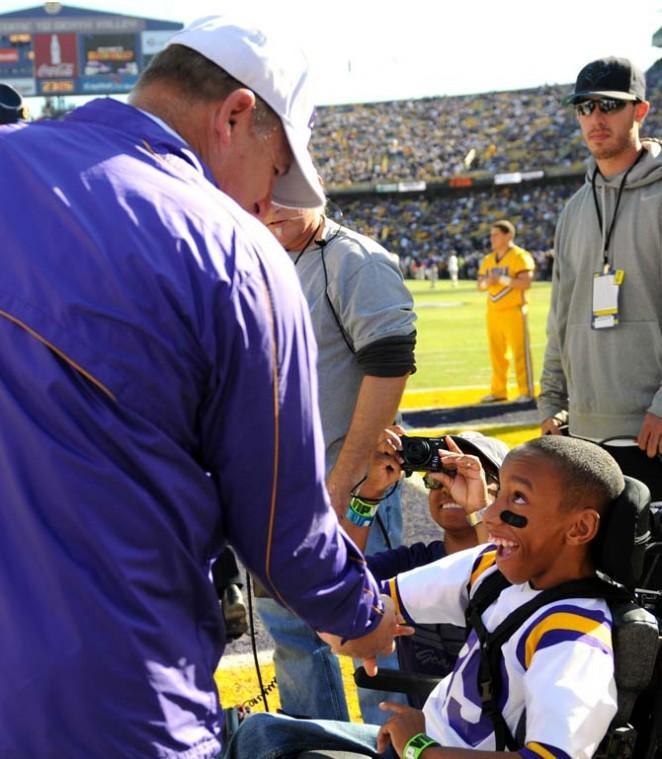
[[310, 60, 661, 271], [333, 180, 575, 279], [34, 59, 662, 267], [312, 65, 662, 186]]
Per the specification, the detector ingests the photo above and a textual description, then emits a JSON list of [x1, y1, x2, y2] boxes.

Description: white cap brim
[[275, 122, 325, 209]]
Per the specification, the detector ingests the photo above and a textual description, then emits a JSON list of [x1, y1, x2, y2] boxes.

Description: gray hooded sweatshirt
[[539, 139, 662, 440]]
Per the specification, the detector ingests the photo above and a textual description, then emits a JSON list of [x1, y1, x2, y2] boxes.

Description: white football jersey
[[389, 545, 617, 758]]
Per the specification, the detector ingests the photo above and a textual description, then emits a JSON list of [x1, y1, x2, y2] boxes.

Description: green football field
[[406, 279, 552, 392]]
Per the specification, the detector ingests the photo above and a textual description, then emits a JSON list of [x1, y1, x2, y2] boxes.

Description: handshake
[[318, 594, 414, 676]]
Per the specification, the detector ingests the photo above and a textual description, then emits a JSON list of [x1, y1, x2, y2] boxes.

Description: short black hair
[[491, 220, 516, 237], [510, 436, 624, 514]]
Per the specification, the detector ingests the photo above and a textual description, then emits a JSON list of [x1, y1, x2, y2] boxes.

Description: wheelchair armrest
[[353, 666, 440, 700]]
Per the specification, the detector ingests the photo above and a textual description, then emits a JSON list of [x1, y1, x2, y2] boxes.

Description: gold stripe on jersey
[[524, 611, 612, 669], [524, 742, 557, 759], [469, 549, 498, 588], [388, 577, 402, 617]]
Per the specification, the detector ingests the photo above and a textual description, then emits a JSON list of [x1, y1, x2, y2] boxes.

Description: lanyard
[[591, 149, 644, 271], [293, 217, 325, 265]]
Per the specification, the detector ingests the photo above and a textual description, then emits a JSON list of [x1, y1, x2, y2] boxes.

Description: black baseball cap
[[0, 83, 24, 125], [566, 56, 646, 105]]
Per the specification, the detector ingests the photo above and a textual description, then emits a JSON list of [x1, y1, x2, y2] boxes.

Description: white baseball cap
[[168, 14, 325, 209]]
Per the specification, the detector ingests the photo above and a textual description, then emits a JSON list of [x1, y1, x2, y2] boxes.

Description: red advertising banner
[[33, 32, 78, 79], [0, 48, 19, 63]]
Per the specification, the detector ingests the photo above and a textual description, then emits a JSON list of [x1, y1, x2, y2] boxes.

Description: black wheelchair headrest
[[592, 476, 651, 590]]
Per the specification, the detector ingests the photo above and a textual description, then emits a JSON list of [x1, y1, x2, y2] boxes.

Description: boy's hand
[[376, 702, 426, 755], [426, 436, 489, 514], [360, 425, 406, 500]]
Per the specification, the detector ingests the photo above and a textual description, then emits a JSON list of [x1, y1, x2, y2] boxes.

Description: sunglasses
[[574, 98, 630, 117]]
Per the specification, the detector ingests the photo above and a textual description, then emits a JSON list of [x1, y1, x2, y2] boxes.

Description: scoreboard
[[0, 3, 182, 97]]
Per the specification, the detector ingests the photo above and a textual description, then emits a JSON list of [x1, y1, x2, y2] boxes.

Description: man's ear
[[212, 88, 257, 146], [634, 99, 650, 126], [566, 508, 601, 546]]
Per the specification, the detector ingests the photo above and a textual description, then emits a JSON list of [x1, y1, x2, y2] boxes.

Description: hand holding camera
[[358, 425, 408, 501], [400, 434, 491, 526]]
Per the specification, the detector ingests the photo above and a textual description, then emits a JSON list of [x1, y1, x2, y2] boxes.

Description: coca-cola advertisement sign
[[33, 33, 78, 79]]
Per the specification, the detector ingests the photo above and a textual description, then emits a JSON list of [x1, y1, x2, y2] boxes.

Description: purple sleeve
[[199, 231, 383, 640], [367, 541, 447, 581]]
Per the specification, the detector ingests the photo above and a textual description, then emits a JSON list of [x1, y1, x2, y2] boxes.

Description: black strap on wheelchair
[[464, 570, 511, 631], [466, 572, 633, 751]]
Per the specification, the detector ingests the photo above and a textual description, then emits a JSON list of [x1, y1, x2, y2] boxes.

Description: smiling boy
[[225, 436, 625, 758], [379, 435, 623, 758]]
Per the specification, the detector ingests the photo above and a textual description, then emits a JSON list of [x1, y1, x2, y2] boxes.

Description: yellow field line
[[402, 384, 541, 410]]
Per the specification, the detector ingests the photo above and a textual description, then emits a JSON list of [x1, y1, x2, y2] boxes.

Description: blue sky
[[2, 0, 661, 104]]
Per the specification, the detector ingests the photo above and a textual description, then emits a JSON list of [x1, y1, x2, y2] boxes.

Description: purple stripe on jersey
[[516, 604, 611, 669], [519, 743, 571, 758], [532, 627, 612, 660]]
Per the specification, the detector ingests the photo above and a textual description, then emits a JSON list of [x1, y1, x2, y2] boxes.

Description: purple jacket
[[0, 99, 382, 758]]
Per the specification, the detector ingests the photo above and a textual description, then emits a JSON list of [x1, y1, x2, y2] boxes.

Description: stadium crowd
[[310, 62, 662, 186], [34, 61, 661, 279], [333, 180, 577, 281]]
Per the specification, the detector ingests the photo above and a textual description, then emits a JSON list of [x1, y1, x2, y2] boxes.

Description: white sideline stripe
[[218, 649, 275, 670]]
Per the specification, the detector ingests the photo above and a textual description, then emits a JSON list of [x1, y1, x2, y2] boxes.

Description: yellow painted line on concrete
[[401, 384, 541, 410], [216, 652, 362, 721]]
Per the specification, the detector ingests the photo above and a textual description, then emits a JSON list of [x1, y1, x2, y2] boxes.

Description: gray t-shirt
[[288, 219, 416, 471]]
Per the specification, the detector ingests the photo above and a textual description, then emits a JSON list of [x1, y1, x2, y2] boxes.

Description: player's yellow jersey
[[479, 245, 535, 310]]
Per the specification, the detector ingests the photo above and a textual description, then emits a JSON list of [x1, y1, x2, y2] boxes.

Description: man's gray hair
[[136, 44, 279, 136]]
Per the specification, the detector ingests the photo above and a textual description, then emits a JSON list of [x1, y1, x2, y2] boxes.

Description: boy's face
[[483, 451, 595, 589]]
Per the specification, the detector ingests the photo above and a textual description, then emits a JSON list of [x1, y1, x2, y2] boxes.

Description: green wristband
[[403, 732, 440, 759], [345, 496, 379, 527]]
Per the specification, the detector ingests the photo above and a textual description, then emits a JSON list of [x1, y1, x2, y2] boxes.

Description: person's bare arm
[[327, 375, 408, 542]]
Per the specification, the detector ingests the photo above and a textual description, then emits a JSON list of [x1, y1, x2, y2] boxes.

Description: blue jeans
[[255, 487, 406, 724], [223, 712, 398, 758]]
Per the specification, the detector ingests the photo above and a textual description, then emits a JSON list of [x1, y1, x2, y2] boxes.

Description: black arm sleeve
[[355, 330, 416, 377]]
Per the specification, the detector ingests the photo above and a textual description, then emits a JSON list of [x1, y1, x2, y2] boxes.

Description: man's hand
[[318, 594, 414, 676], [360, 425, 406, 500], [638, 412, 662, 458], [376, 702, 426, 755], [541, 416, 564, 435]]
